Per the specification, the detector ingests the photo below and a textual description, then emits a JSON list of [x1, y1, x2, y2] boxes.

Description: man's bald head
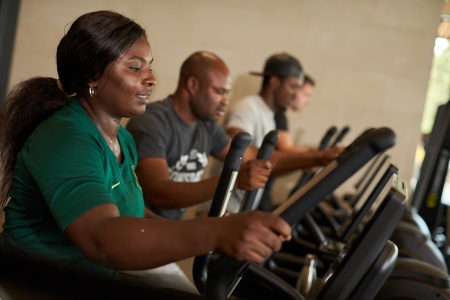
[[172, 51, 231, 122], [178, 51, 229, 87]]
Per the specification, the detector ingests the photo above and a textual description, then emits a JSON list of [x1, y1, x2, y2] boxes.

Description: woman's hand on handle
[[213, 211, 291, 264]]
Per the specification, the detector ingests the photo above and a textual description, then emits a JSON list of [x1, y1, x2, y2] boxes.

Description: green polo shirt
[[0, 98, 144, 279]]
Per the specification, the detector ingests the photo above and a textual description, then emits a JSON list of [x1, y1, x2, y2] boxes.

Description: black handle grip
[[203, 255, 250, 299], [330, 125, 350, 148], [241, 130, 279, 211], [193, 132, 251, 295], [346, 127, 375, 149], [318, 126, 338, 150], [208, 132, 252, 217], [256, 130, 279, 160]]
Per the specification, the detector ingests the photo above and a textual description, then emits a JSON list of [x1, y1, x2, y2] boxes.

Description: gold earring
[[89, 85, 96, 97]]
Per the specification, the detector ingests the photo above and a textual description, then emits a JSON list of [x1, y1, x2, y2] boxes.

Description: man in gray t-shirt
[[126, 51, 273, 220], [126, 95, 229, 219], [126, 51, 342, 220]]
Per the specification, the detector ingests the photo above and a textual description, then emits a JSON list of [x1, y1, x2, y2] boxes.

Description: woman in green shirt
[[0, 10, 290, 289]]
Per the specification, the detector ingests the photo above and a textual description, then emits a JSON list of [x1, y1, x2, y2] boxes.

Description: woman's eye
[[130, 67, 141, 72]]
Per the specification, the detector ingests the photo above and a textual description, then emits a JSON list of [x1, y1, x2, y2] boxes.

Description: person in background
[[224, 53, 341, 212], [274, 74, 316, 152], [259, 74, 317, 211], [0, 11, 292, 293]]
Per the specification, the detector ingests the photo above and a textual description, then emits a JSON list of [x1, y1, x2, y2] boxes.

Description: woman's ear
[[86, 79, 98, 89], [85, 79, 100, 98]]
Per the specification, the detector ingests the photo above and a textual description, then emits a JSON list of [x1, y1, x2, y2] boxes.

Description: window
[[411, 37, 450, 205]]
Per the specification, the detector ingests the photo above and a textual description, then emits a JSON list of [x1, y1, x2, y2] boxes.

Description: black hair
[[0, 10, 146, 208], [303, 74, 315, 86], [261, 75, 288, 88], [262, 74, 315, 89]]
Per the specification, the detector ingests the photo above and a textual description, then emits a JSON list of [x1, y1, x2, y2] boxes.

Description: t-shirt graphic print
[[169, 149, 208, 182]]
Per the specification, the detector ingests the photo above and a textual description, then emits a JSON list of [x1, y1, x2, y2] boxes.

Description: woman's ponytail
[[0, 77, 69, 208]]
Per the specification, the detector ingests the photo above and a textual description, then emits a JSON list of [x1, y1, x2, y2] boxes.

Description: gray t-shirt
[[126, 96, 230, 220]]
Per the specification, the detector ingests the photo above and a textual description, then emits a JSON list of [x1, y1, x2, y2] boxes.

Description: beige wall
[[8, 0, 443, 199]]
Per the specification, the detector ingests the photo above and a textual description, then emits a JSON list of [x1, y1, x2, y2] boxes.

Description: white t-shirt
[[224, 94, 276, 212], [225, 94, 276, 147]]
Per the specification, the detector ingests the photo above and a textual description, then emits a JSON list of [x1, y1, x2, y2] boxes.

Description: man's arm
[[227, 127, 343, 177], [273, 110, 310, 153], [136, 154, 272, 209], [276, 129, 310, 153], [136, 157, 221, 209]]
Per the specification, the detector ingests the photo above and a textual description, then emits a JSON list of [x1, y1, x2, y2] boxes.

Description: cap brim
[[249, 71, 269, 76]]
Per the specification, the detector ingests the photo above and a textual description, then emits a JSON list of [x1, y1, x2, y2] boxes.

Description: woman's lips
[[136, 92, 152, 103]]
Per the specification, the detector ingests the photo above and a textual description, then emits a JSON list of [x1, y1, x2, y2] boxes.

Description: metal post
[[0, 0, 21, 106]]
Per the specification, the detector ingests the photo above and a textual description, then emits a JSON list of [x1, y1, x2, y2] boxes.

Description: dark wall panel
[[0, 0, 21, 106]]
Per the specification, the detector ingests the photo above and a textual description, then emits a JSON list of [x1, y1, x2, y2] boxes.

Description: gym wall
[[7, 0, 443, 200]]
